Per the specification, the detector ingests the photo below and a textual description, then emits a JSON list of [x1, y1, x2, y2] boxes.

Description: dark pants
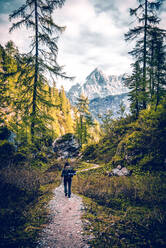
[[64, 177, 72, 197]]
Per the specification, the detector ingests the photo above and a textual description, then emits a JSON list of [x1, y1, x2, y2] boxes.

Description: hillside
[[73, 103, 166, 247]]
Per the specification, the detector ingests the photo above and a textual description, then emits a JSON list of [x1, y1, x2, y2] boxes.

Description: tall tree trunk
[[155, 72, 160, 111], [143, 0, 148, 109], [80, 115, 83, 147], [155, 50, 161, 111], [135, 76, 139, 118], [31, 0, 39, 142], [150, 38, 154, 100]]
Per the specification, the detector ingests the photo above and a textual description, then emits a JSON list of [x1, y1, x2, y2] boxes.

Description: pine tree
[[59, 86, 68, 114], [9, 0, 69, 142], [125, 0, 163, 109], [0, 42, 18, 125], [75, 94, 94, 146], [152, 28, 166, 109], [125, 61, 143, 118], [0, 45, 8, 124]]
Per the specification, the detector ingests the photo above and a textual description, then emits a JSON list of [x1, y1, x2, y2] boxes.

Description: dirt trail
[[36, 164, 100, 248], [79, 164, 100, 172]]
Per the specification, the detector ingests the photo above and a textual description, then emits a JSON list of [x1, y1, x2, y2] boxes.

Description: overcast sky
[[0, 0, 166, 90]]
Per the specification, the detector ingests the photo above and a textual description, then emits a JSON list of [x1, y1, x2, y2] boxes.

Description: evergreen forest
[[0, 0, 166, 247]]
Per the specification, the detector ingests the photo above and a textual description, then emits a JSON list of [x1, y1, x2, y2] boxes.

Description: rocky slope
[[89, 93, 130, 120], [67, 68, 130, 120]]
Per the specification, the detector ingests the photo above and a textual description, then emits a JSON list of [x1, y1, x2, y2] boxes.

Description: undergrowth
[[73, 167, 166, 247], [0, 159, 62, 248]]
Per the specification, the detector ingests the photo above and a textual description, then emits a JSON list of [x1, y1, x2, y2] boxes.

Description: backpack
[[62, 166, 76, 179]]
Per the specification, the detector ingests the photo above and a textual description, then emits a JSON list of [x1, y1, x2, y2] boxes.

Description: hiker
[[61, 162, 76, 198]]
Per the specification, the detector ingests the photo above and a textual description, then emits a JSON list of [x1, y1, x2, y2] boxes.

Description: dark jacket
[[61, 165, 76, 180]]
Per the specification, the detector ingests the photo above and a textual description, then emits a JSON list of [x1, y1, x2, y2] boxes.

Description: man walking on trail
[[61, 162, 76, 198]]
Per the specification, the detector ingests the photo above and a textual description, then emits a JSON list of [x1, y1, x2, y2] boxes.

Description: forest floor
[[36, 164, 99, 248]]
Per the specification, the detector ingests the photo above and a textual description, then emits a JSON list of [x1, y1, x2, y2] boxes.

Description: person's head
[[64, 162, 69, 168]]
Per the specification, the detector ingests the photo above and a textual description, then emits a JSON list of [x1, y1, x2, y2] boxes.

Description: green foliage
[[0, 42, 75, 147], [84, 103, 166, 170], [125, 0, 166, 113], [83, 115, 133, 164], [113, 105, 166, 169], [75, 94, 95, 146], [82, 144, 98, 160], [8, 0, 71, 142]]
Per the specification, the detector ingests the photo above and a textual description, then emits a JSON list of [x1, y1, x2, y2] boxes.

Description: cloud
[[0, 13, 30, 52], [0, 0, 31, 51], [0, 0, 165, 91], [0, 0, 22, 14], [55, 0, 133, 88]]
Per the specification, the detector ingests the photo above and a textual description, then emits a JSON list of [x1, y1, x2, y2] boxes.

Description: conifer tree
[[125, 0, 163, 109], [0, 45, 8, 124], [0, 42, 18, 125], [75, 94, 94, 146], [9, 0, 68, 142], [148, 27, 166, 109], [125, 0, 165, 114], [59, 86, 68, 113], [125, 61, 143, 118]]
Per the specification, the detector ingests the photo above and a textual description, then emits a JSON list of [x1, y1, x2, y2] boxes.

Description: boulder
[[117, 165, 122, 170], [121, 167, 129, 176], [52, 133, 81, 159], [0, 126, 17, 150], [109, 166, 130, 177]]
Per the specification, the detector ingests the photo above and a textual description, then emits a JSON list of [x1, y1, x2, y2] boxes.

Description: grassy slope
[[72, 104, 166, 247], [72, 165, 166, 248]]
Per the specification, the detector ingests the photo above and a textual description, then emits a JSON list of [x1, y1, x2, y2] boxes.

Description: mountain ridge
[[67, 68, 130, 120]]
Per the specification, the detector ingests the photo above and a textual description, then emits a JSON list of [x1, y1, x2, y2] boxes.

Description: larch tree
[[9, 0, 69, 142]]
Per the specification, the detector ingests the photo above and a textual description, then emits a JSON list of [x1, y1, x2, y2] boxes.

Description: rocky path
[[36, 165, 100, 248]]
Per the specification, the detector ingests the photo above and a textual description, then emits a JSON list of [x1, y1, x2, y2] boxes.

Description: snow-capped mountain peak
[[86, 67, 109, 84], [67, 67, 130, 120], [67, 68, 128, 104]]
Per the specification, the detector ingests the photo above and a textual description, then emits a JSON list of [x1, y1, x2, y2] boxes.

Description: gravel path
[[37, 183, 90, 248]]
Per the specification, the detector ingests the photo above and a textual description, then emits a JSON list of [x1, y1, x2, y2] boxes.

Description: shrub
[[82, 144, 97, 160], [0, 126, 11, 140], [0, 165, 40, 193], [0, 140, 15, 168], [13, 152, 27, 164], [35, 151, 48, 163]]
